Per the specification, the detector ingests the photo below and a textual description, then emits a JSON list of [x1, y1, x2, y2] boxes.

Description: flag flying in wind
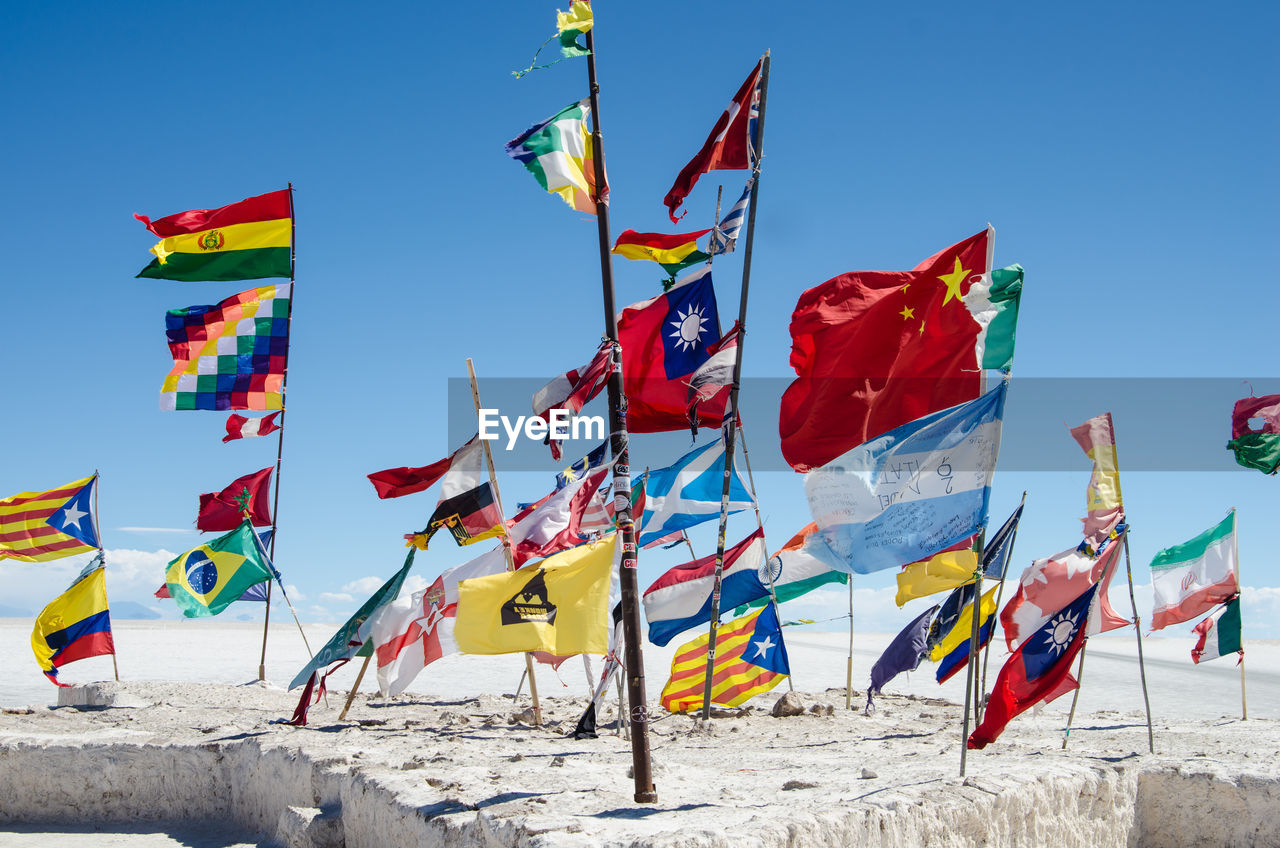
[[162, 283, 290, 411], [618, 266, 726, 432], [506, 464, 613, 566], [660, 602, 789, 713], [1226, 394, 1280, 474], [803, 383, 1007, 575], [165, 522, 274, 618], [636, 434, 754, 547], [506, 99, 600, 215], [1070, 413, 1125, 549], [532, 342, 616, 460], [0, 475, 99, 563], [779, 227, 1021, 471], [969, 585, 1098, 749], [735, 523, 847, 614], [453, 534, 616, 656], [981, 500, 1024, 578], [196, 467, 273, 532], [1000, 540, 1127, 650], [1191, 597, 1242, 664], [556, 441, 609, 490], [642, 529, 768, 647], [31, 561, 114, 685], [155, 529, 274, 602], [403, 438, 504, 550], [894, 544, 979, 606], [612, 228, 711, 268], [932, 584, 1000, 685], [223, 412, 281, 443], [709, 178, 753, 256], [1150, 511, 1239, 631], [685, 325, 739, 438], [135, 189, 292, 282], [368, 435, 482, 500], [866, 605, 937, 712], [512, 0, 593, 78], [664, 60, 762, 223]]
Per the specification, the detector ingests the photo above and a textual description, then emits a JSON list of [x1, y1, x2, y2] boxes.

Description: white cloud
[[318, 592, 354, 604], [341, 576, 386, 595], [116, 527, 196, 535], [401, 574, 430, 596], [284, 584, 305, 601]]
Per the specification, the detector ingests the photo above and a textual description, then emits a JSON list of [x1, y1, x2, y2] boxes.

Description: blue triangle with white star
[[46, 476, 99, 548]]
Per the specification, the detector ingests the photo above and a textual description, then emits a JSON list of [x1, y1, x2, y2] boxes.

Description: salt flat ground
[[2, 618, 1276, 722]]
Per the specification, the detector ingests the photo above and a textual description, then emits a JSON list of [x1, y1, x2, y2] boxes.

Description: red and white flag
[[223, 412, 281, 443], [367, 435, 479, 500], [532, 342, 616, 461], [507, 464, 613, 566], [999, 541, 1129, 651]]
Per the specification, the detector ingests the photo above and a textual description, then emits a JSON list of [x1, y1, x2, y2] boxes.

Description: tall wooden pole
[[584, 26, 656, 803], [1060, 644, 1088, 750], [258, 183, 296, 682], [466, 358, 542, 725], [701, 52, 770, 721], [1232, 507, 1246, 720], [1122, 532, 1156, 750]]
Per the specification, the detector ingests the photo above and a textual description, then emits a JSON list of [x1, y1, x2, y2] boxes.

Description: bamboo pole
[[584, 25, 655, 803], [338, 654, 371, 721], [701, 52, 771, 722], [1232, 507, 1246, 720], [466, 358, 541, 726], [1122, 532, 1156, 750]]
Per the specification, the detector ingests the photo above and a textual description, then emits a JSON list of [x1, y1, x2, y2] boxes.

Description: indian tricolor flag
[[135, 189, 292, 281], [1150, 511, 1239, 631]]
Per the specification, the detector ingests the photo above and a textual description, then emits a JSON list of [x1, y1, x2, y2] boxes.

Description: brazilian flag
[[165, 521, 273, 618]]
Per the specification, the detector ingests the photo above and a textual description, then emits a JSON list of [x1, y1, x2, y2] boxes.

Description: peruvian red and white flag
[[1000, 541, 1129, 651], [223, 412, 281, 443], [370, 547, 506, 696]]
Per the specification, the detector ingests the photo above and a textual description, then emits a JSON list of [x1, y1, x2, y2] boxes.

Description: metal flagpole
[[258, 182, 297, 682], [91, 471, 120, 682], [701, 51, 770, 722], [846, 581, 854, 710], [1122, 531, 1156, 750], [979, 492, 1026, 709], [959, 562, 983, 776], [466, 358, 542, 726], [1231, 507, 1246, 720], [584, 25, 657, 803], [1061, 643, 1088, 750]]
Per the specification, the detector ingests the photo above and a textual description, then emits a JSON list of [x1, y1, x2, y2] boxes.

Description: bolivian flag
[[612, 228, 711, 277], [165, 521, 274, 618], [135, 189, 292, 281]]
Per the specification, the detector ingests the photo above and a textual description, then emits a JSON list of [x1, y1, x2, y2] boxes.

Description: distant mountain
[[0, 603, 32, 618], [111, 601, 163, 620]]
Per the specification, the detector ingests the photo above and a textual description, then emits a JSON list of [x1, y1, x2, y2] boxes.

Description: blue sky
[[3, 2, 1278, 649]]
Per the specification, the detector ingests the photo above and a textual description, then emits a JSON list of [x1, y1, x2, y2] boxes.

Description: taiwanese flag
[[968, 584, 1098, 749], [664, 60, 762, 223], [779, 229, 996, 471], [618, 267, 726, 432], [196, 467, 273, 532]]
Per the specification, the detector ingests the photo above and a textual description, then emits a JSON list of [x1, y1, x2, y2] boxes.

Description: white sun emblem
[[668, 305, 710, 352], [1045, 609, 1078, 657]]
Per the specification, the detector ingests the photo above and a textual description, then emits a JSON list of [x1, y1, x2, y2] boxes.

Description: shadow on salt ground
[[419, 791, 565, 818], [209, 730, 270, 743], [0, 823, 257, 848], [1087, 753, 1142, 764], [1070, 722, 1149, 732], [845, 777, 943, 804], [860, 732, 934, 742], [591, 803, 720, 820]]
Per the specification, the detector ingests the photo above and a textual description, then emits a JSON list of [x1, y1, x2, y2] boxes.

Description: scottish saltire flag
[[709, 178, 752, 256], [0, 475, 100, 562], [505, 99, 599, 214], [642, 529, 768, 646], [636, 434, 753, 547], [162, 284, 290, 411], [804, 383, 1007, 575]]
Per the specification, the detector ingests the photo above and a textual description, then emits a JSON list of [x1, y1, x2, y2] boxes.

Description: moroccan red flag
[[779, 229, 995, 471], [664, 60, 762, 223], [196, 467, 273, 531]]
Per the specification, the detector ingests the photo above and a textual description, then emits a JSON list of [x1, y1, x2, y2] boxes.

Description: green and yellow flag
[[454, 534, 614, 656], [135, 189, 291, 282], [165, 521, 273, 618]]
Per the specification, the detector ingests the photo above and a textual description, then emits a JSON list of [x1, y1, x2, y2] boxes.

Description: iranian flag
[[1150, 511, 1239, 631], [1191, 597, 1243, 665]]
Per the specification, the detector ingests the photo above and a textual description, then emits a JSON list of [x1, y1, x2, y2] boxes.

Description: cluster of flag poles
[[2, 0, 1272, 807]]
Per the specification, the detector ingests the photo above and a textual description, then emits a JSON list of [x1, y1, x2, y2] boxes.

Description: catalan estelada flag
[[162, 283, 290, 411], [660, 602, 790, 713], [0, 475, 100, 563], [135, 189, 292, 281], [165, 521, 274, 618], [32, 562, 114, 685]]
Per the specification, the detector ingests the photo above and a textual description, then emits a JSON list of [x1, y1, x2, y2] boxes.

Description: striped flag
[[660, 602, 790, 713], [0, 475, 100, 562], [505, 99, 601, 215], [223, 412, 281, 442], [1150, 511, 1239, 630], [709, 178, 752, 255], [1191, 597, 1243, 664]]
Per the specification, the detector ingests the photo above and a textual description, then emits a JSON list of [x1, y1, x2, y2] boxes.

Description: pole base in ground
[[634, 790, 658, 804], [258, 664, 265, 682]]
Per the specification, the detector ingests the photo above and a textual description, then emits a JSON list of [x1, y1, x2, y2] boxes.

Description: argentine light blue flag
[[637, 435, 755, 547], [804, 383, 1007, 574]]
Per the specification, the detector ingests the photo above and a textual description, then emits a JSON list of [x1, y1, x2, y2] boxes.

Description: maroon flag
[[367, 436, 479, 499], [196, 467, 273, 531], [664, 60, 762, 223], [222, 412, 282, 443]]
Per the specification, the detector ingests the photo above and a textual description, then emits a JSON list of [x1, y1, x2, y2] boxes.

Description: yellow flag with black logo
[[454, 534, 615, 656]]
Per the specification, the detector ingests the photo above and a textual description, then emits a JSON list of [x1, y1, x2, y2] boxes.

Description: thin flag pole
[[1122, 531, 1156, 750], [338, 653, 371, 722], [701, 50, 770, 722], [1061, 643, 1089, 750], [92, 471, 119, 682], [735, 417, 790, 691], [845, 581, 854, 710], [466, 358, 542, 726], [584, 25, 657, 803], [979, 492, 1026, 710], [258, 182, 297, 682], [959, 564, 983, 776], [1232, 507, 1246, 720]]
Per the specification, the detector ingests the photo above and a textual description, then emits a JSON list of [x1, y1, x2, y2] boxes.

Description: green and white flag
[[505, 99, 600, 215], [1191, 597, 1242, 664], [1150, 511, 1239, 630]]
